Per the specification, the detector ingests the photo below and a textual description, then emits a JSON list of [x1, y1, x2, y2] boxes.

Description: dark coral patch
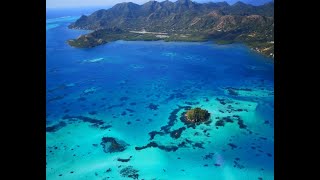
[[224, 116, 234, 123], [238, 119, 247, 129], [138, 106, 193, 152], [185, 139, 193, 144], [62, 115, 105, 129], [120, 166, 139, 180], [100, 125, 112, 130], [147, 103, 159, 110], [216, 98, 227, 105], [135, 142, 159, 150], [117, 156, 132, 162], [163, 110, 180, 131], [233, 160, 245, 169], [226, 87, 252, 91], [148, 131, 165, 140], [228, 143, 238, 150], [178, 142, 187, 147], [161, 105, 191, 133], [203, 153, 215, 160], [121, 111, 127, 116], [215, 115, 248, 130], [193, 142, 205, 149], [228, 88, 239, 96], [135, 141, 180, 152], [100, 137, 128, 153], [184, 101, 200, 105], [204, 120, 212, 126], [170, 127, 186, 139], [46, 121, 67, 132], [215, 119, 225, 127], [259, 137, 268, 140], [126, 109, 135, 113], [48, 95, 65, 102], [106, 103, 125, 109]]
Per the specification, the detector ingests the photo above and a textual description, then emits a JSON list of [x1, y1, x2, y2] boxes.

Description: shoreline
[[67, 27, 274, 59], [67, 37, 274, 60]]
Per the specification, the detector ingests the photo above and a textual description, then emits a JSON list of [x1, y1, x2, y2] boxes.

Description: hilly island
[[68, 0, 274, 58]]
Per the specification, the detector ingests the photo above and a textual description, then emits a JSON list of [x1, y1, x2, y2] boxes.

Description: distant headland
[[68, 0, 274, 58]]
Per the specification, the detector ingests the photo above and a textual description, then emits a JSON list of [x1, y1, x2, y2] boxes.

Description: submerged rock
[[147, 103, 159, 110], [46, 121, 67, 132], [170, 127, 186, 139], [62, 115, 105, 128], [120, 166, 139, 180], [135, 141, 180, 152], [100, 137, 129, 153], [148, 131, 165, 140], [193, 142, 205, 149], [203, 153, 215, 160], [228, 143, 238, 150], [227, 88, 239, 96], [117, 156, 132, 162]]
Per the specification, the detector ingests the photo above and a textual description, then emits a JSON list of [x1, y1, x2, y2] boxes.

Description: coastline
[[67, 36, 274, 59]]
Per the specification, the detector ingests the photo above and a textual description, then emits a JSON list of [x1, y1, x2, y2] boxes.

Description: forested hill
[[68, 0, 274, 58]]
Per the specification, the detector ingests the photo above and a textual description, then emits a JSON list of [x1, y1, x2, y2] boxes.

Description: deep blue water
[[46, 9, 274, 180]]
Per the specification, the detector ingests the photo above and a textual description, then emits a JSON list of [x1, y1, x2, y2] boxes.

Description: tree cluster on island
[[185, 107, 210, 123]]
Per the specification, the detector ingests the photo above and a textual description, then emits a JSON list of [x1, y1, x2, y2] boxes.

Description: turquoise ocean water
[[46, 10, 274, 180]]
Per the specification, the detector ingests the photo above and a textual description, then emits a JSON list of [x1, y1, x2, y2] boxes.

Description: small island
[[183, 107, 210, 125]]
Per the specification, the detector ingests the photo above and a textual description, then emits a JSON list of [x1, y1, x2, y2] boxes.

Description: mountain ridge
[[68, 0, 274, 58]]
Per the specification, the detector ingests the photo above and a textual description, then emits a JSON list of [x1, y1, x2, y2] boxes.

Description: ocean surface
[[46, 9, 274, 180]]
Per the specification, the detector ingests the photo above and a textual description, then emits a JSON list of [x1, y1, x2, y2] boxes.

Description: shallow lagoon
[[46, 15, 274, 180]]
